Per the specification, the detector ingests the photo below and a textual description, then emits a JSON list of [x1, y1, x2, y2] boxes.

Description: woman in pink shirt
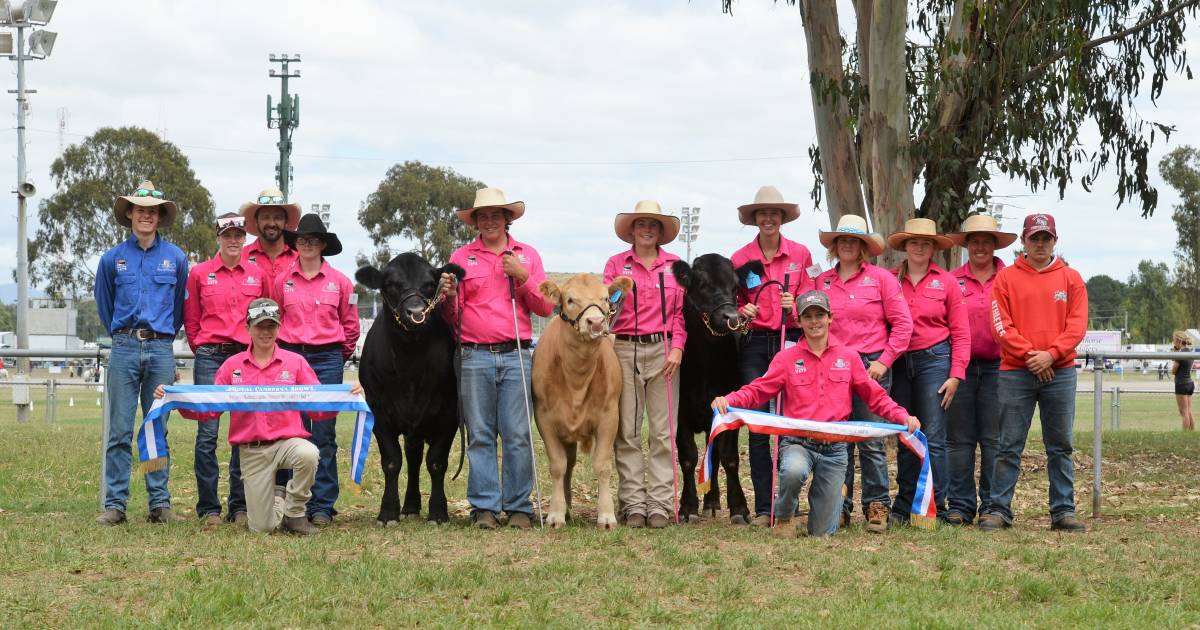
[[885, 218, 970, 526], [814, 214, 912, 533], [603, 201, 685, 529], [729, 186, 813, 526], [944, 214, 1016, 524], [275, 213, 361, 525]]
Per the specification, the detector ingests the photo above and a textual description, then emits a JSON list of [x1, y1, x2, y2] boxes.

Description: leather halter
[[382, 278, 446, 332]]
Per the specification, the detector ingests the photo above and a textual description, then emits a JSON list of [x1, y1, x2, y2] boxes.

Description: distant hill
[[0, 284, 46, 304]]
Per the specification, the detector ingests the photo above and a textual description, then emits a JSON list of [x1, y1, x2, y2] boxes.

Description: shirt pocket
[[462, 264, 491, 297], [152, 272, 178, 304], [920, 286, 946, 302], [787, 369, 816, 390], [114, 273, 137, 309], [200, 284, 228, 310], [240, 282, 264, 300]]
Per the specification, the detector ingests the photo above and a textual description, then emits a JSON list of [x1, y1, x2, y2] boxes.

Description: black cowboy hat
[[283, 213, 343, 256]]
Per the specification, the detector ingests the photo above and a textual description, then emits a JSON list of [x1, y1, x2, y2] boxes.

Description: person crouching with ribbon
[[155, 298, 363, 535], [711, 291, 919, 538]]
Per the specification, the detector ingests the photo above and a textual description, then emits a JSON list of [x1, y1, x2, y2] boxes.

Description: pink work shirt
[[815, 263, 913, 367], [952, 258, 1004, 361], [602, 248, 687, 351], [180, 347, 334, 445], [725, 335, 910, 425], [731, 236, 815, 331], [896, 263, 971, 380], [183, 255, 268, 350], [444, 235, 555, 344], [242, 240, 299, 302], [274, 260, 361, 359]]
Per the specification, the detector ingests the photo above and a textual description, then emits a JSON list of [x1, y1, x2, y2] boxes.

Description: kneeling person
[[157, 299, 361, 535], [712, 291, 919, 537]]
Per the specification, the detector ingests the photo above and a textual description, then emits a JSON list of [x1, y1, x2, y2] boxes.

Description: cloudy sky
[[0, 0, 1193, 292]]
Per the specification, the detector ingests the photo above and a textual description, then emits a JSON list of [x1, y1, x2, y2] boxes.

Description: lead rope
[[659, 271, 680, 525], [769, 272, 791, 528], [507, 274, 544, 528]]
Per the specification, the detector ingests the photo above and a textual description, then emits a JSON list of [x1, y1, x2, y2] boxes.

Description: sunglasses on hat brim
[[246, 304, 281, 322]]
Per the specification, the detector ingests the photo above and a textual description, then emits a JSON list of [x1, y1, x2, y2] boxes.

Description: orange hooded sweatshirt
[[989, 255, 1088, 371]]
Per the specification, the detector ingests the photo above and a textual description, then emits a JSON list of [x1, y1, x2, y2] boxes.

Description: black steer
[[672, 254, 763, 524], [356, 253, 464, 525]]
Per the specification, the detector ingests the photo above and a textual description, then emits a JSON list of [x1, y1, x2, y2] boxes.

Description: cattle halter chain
[[382, 278, 447, 332], [690, 298, 749, 337]]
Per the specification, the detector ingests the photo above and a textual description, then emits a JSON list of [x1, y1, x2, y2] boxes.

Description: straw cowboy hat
[[737, 185, 800, 226], [283, 213, 343, 256], [238, 187, 301, 236], [818, 214, 885, 257], [456, 187, 526, 226], [614, 200, 681, 245], [113, 180, 178, 228], [947, 213, 1018, 248], [886, 218, 954, 250]]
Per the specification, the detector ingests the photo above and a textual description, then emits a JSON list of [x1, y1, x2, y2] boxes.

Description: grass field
[[2, 382, 1200, 627]]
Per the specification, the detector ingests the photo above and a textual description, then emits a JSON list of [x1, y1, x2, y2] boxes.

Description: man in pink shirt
[[713, 291, 919, 537], [440, 188, 555, 530], [182, 212, 267, 526], [239, 187, 300, 302], [160, 298, 362, 535], [730, 185, 815, 525]]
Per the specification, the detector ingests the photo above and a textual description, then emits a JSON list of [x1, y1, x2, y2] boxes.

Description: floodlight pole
[[267, 54, 300, 201], [14, 23, 30, 422]]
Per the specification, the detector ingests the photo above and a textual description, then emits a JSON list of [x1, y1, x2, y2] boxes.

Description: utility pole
[[266, 53, 300, 201]]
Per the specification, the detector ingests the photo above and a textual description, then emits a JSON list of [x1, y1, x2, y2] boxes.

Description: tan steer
[[532, 273, 633, 528]]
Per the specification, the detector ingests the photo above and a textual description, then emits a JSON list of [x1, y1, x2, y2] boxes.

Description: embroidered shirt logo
[[159, 259, 174, 271], [833, 358, 848, 370], [1054, 290, 1068, 302], [517, 254, 528, 264], [116, 259, 127, 272], [958, 279, 967, 294], [207, 272, 218, 285], [860, 276, 876, 287], [279, 370, 291, 381], [788, 262, 798, 272], [822, 278, 833, 290], [248, 255, 257, 263], [245, 276, 257, 285], [284, 280, 295, 292], [466, 255, 477, 266], [231, 369, 243, 384], [930, 279, 942, 289], [794, 359, 806, 374], [324, 282, 337, 292]]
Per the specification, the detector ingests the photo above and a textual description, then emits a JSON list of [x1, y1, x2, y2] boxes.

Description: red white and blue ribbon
[[135, 384, 375, 490], [699, 407, 935, 524]]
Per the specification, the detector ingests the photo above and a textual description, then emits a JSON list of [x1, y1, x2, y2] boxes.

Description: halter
[[686, 296, 748, 337], [559, 301, 613, 337], [381, 278, 446, 332]]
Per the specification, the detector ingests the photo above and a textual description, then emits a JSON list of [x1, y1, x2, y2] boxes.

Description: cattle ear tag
[[610, 289, 622, 303], [745, 271, 761, 289]]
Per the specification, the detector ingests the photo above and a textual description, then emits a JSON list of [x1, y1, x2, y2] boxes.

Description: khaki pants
[[238, 437, 319, 533], [613, 339, 679, 519]]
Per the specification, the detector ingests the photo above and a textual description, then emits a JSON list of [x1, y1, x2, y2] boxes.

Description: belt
[[615, 333, 670, 344], [745, 329, 802, 339], [200, 342, 247, 354], [241, 438, 280, 448], [279, 342, 342, 354], [461, 340, 532, 353], [114, 328, 174, 341]]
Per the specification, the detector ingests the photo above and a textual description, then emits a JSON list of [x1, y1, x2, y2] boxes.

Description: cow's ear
[[438, 263, 466, 282], [735, 261, 765, 287], [672, 261, 691, 289], [539, 280, 561, 304], [356, 266, 383, 290], [608, 275, 633, 297]]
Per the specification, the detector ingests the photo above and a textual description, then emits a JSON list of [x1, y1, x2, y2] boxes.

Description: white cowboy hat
[[886, 218, 955, 251], [113, 180, 178, 228], [614, 200, 681, 245], [737, 185, 800, 226], [947, 213, 1018, 248], [456, 187, 526, 225], [238, 187, 302, 236], [818, 214, 885, 257]]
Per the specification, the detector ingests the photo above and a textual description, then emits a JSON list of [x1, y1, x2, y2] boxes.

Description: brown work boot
[[231, 512, 248, 525], [279, 515, 319, 536], [148, 507, 183, 524], [648, 513, 669, 529], [508, 512, 532, 529], [866, 502, 888, 534], [772, 518, 797, 539], [473, 511, 500, 530], [1050, 515, 1087, 533], [977, 513, 1010, 532], [202, 513, 222, 529], [95, 508, 126, 526], [750, 514, 771, 527], [624, 513, 646, 528]]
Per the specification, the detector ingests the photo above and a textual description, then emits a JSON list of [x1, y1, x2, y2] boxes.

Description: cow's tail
[[451, 422, 466, 481]]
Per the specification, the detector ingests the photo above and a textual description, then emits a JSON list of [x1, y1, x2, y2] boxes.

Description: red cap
[[1021, 213, 1057, 239]]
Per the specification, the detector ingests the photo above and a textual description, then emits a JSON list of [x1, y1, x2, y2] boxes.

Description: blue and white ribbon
[[700, 407, 936, 525], [136, 384, 375, 489]]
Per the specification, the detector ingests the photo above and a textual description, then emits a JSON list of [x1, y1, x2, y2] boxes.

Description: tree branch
[[1022, 0, 1199, 84]]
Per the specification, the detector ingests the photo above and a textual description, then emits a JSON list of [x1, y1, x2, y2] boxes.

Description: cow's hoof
[[547, 513, 568, 529], [425, 519, 446, 526], [375, 519, 399, 528], [398, 512, 419, 520], [730, 514, 749, 525], [686, 514, 701, 525], [596, 514, 617, 530], [703, 508, 718, 519]]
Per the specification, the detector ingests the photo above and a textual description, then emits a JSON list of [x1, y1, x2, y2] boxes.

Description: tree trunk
[[854, 0, 876, 219], [800, 0, 866, 228], [866, 0, 915, 269]]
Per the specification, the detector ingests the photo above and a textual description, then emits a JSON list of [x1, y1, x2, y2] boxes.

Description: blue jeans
[[460, 346, 534, 516], [103, 334, 174, 512], [192, 346, 245, 519], [774, 438, 847, 536], [946, 358, 1001, 521], [738, 329, 802, 516], [843, 350, 892, 516], [989, 368, 1078, 524], [289, 348, 344, 519], [891, 340, 951, 519]]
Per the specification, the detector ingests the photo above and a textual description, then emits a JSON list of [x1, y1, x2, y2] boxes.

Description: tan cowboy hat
[[737, 185, 800, 226], [818, 214, 885, 257], [887, 218, 954, 251], [456, 187, 526, 225], [238, 187, 302, 236], [614, 200, 681, 245], [947, 213, 1018, 248], [113, 180, 178, 228]]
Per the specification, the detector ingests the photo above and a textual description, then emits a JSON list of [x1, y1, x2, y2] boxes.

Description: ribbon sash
[[136, 384, 375, 489], [700, 407, 935, 524]]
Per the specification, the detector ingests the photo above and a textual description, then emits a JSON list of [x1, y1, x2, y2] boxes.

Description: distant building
[[27, 298, 82, 352]]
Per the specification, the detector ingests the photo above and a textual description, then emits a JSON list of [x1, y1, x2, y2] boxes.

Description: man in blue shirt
[[94, 180, 189, 526]]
